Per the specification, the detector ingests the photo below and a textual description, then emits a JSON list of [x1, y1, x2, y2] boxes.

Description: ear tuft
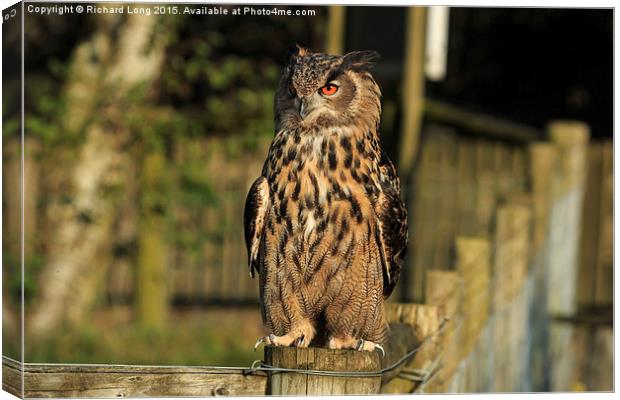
[[286, 43, 310, 63], [341, 50, 380, 72]]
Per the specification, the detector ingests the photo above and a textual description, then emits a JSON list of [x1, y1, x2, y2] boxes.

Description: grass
[[19, 307, 265, 367]]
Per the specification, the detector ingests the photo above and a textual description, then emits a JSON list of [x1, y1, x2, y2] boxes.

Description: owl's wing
[[243, 176, 270, 278], [375, 150, 408, 297]]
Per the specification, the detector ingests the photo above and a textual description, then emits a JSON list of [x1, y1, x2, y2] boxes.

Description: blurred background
[[2, 3, 613, 393]]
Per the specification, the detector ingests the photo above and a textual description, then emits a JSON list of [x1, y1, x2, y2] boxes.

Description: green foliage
[[4, 252, 46, 304], [2, 117, 19, 138], [178, 163, 219, 208], [22, 57, 78, 145]]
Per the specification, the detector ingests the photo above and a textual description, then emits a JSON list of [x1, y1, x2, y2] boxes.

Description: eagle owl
[[244, 45, 407, 354]]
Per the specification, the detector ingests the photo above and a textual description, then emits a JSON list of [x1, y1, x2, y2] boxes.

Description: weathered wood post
[[424, 270, 463, 392], [137, 151, 169, 329], [491, 202, 532, 392], [399, 6, 427, 175], [546, 121, 589, 319], [264, 346, 381, 395], [400, 6, 428, 305], [381, 305, 443, 394], [263, 320, 422, 395], [326, 6, 346, 55], [527, 142, 557, 391], [455, 237, 490, 357], [545, 120, 589, 391]]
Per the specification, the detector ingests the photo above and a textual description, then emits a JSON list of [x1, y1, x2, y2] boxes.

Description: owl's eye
[[320, 83, 339, 96]]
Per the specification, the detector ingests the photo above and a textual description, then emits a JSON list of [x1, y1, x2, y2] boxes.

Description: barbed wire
[[246, 320, 447, 379], [9, 321, 447, 380], [397, 352, 443, 384]]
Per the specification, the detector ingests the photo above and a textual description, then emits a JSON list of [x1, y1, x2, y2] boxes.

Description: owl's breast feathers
[[243, 126, 407, 297]]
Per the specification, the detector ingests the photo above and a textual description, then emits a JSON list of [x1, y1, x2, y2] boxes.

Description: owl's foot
[[254, 334, 277, 350], [327, 336, 385, 357], [254, 321, 315, 350], [253, 333, 306, 350]]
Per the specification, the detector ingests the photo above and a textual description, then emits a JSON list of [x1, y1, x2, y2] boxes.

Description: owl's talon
[[375, 344, 385, 358], [254, 337, 265, 350], [294, 335, 305, 347], [254, 334, 275, 350], [355, 339, 384, 355]]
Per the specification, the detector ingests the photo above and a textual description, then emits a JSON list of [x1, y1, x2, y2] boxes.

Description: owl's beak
[[293, 97, 307, 118], [297, 96, 315, 119]]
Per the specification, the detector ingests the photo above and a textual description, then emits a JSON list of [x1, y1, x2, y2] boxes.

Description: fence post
[[326, 6, 346, 55], [399, 6, 427, 175], [264, 346, 381, 395], [137, 151, 169, 328], [381, 304, 443, 393], [527, 142, 557, 391], [455, 236, 491, 391], [545, 120, 589, 391], [263, 312, 430, 395], [424, 270, 463, 392], [491, 202, 532, 392]]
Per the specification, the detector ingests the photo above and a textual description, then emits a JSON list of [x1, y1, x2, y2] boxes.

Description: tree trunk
[[28, 14, 166, 338]]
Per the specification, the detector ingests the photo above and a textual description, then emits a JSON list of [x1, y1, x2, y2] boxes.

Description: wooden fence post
[[326, 6, 346, 55], [263, 316, 429, 395], [529, 143, 557, 254], [491, 202, 531, 392], [424, 270, 462, 393], [399, 6, 427, 175], [572, 140, 613, 390], [527, 142, 557, 391], [264, 346, 381, 395], [545, 120, 589, 391], [400, 6, 428, 304], [577, 140, 613, 308], [593, 142, 612, 307], [263, 308, 434, 395], [137, 151, 169, 328], [455, 237, 490, 364], [381, 304, 443, 393]]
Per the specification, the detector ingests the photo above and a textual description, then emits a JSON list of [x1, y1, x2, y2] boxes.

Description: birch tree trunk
[[28, 14, 166, 338]]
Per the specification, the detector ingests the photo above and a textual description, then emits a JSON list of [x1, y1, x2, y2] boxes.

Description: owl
[[244, 45, 407, 354]]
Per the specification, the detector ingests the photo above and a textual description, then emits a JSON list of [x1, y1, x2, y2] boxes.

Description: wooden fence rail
[[2, 356, 268, 398], [2, 322, 419, 397]]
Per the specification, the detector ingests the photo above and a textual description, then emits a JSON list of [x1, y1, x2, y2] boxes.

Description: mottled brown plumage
[[244, 45, 408, 353]]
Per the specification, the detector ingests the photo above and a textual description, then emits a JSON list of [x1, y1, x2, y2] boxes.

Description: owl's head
[[275, 44, 382, 132]]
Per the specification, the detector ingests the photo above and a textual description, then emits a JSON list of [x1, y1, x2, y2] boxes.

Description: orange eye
[[320, 84, 338, 96]]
